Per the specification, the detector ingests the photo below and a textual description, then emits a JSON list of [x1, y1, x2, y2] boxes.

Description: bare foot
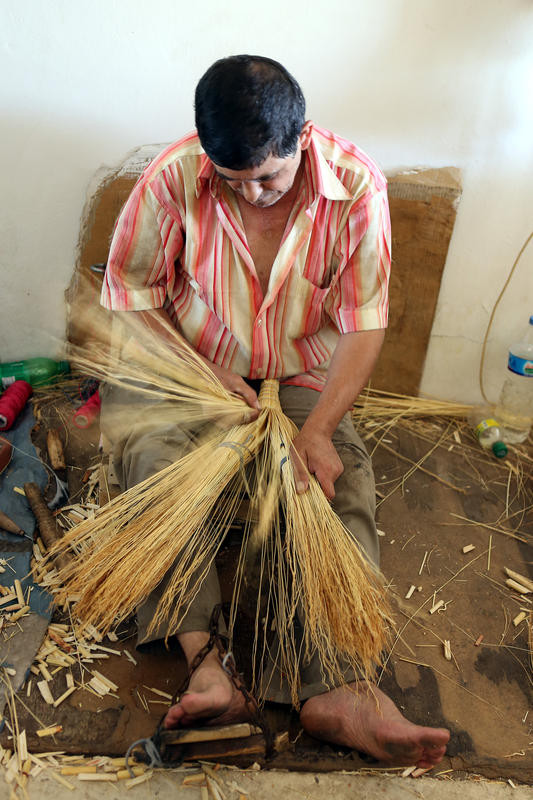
[[300, 681, 450, 769], [163, 648, 251, 729]]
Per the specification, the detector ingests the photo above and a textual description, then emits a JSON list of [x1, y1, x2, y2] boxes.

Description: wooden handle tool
[[0, 509, 27, 537], [23, 482, 72, 572]]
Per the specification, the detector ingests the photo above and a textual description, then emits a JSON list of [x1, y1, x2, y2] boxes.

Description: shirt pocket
[[287, 274, 332, 339]]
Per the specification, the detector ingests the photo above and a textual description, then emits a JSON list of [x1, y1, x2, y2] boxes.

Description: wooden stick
[[125, 770, 153, 789], [49, 771, 75, 790], [14, 580, 24, 607], [53, 687, 76, 708], [504, 568, 533, 593], [46, 430, 66, 471], [117, 767, 145, 780], [61, 766, 97, 776], [48, 630, 72, 653], [206, 776, 223, 800], [182, 734, 266, 761], [0, 594, 18, 607], [37, 725, 63, 738], [10, 605, 30, 622], [183, 773, 206, 786], [36, 681, 54, 705], [161, 723, 261, 745], [506, 578, 530, 595], [91, 670, 118, 693]]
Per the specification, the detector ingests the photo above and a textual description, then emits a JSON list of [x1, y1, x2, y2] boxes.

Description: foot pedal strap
[[124, 735, 172, 775]]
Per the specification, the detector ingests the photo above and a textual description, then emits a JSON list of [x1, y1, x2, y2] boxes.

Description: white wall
[[1, 0, 532, 404]]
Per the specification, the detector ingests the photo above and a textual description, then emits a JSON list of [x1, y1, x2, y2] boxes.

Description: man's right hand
[[130, 308, 260, 422], [207, 361, 261, 421]]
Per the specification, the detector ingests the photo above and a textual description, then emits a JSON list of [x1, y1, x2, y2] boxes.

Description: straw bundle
[[47, 311, 390, 703], [353, 387, 472, 421], [235, 381, 389, 701]]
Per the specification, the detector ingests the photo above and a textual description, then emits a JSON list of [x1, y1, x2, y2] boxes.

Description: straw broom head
[[48, 312, 390, 703], [236, 380, 391, 705]]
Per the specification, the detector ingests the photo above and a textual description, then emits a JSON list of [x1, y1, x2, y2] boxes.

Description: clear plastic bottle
[[469, 408, 508, 458], [0, 358, 70, 389], [495, 315, 533, 444]]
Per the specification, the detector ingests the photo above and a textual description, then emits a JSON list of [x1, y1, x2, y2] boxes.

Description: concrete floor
[[2, 768, 531, 799]]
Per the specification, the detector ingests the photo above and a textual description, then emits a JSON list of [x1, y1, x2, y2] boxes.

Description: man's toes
[[163, 704, 186, 729], [179, 691, 214, 716]]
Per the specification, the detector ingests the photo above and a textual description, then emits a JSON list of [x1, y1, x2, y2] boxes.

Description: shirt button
[[257, 318, 263, 326]]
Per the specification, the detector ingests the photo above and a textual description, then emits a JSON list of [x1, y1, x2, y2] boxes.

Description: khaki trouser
[[100, 382, 379, 703]]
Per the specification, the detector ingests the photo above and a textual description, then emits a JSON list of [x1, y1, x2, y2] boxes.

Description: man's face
[[212, 148, 303, 209]]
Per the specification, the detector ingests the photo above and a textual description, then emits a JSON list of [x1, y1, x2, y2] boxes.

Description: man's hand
[[288, 329, 386, 499], [290, 426, 344, 501], [207, 361, 261, 421]]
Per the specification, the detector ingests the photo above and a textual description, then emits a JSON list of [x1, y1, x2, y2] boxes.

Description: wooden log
[[46, 430, 66, 471], [23, 483, 72, 573]]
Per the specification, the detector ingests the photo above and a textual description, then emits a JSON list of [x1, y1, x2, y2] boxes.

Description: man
[[101, 55, 449, 768]]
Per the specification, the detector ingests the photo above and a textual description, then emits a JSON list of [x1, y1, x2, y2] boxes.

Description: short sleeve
[[329, 189, 391, 333], [100, 177, 184, 312]]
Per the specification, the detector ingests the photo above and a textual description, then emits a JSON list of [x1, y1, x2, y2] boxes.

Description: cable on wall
[[479, 229, 533, 404]]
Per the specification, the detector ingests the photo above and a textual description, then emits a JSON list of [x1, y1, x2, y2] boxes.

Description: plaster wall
[[1, 0, 532, 404]]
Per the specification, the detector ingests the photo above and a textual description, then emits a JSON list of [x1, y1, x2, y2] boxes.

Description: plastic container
[[469, 407, 508, 458], [0, 358, 70, 389], [495, 315, 533, 444]]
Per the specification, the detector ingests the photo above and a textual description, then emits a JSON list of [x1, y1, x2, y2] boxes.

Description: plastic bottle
[[0, 358, 70, 389], [495, 315, 533, 444], [469, 408, 508, 458]]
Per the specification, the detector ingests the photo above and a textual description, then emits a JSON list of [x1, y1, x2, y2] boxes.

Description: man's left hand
[[290, 428, 343, 501]]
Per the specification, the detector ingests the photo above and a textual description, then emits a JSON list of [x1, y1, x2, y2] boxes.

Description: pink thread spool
[[73, 389, 101, 429], [0, 380, 33, 431]]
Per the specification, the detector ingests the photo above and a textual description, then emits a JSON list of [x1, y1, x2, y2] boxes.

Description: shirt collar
[[195, 130, 353, 205], [303, 133, 352, 206], [195, 153, 219, 198]]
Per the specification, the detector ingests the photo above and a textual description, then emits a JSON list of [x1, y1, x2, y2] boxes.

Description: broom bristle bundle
[[47, 309, 391, 704]]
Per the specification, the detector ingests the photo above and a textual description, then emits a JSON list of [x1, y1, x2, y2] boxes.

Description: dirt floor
[[1, 385, 532, 791], [2, 767, 533, 800]]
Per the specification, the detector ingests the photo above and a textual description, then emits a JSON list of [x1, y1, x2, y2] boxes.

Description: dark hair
[[195, 55, 306, 169]]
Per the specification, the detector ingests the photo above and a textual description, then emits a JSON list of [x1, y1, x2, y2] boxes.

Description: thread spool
[[0, 380, 33, 430], [73, 389, 101, 429]]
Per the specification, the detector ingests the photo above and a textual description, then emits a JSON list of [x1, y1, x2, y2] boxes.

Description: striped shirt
[[101, 126, 391, 390]]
